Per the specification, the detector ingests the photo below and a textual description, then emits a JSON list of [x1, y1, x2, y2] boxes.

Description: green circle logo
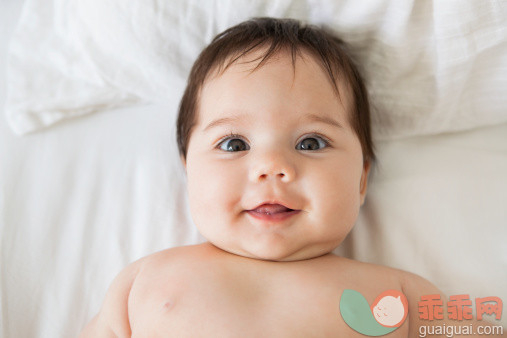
[[340, 289, 408, 336]]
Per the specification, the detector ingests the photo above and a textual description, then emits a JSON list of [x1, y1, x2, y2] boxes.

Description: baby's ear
[[180, 155, 187, 171], [359, 160, 371, 205]]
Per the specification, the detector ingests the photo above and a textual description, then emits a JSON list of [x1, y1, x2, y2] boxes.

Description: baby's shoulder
[[325, 255, 407, 283], [333, 255, 428, 279], [139, 242, 219, 269], [131, 243, 227, 283], [325, 255, 440, 300]]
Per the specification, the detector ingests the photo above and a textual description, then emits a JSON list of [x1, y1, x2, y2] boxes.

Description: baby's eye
[[296, 135, 329, 151], [218, 137, 250, 152]]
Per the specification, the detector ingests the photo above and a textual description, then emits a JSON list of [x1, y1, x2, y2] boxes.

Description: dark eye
[[296, 136, 328, 151], [218, 138, 250, 152]]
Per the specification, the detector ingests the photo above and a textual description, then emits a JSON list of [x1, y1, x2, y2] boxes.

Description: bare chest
[[127, 263, 407, 337], [130, 275, 345, 337]]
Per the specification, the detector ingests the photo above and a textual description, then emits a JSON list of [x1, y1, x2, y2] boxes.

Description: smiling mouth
[[246, 203, 301, 222]]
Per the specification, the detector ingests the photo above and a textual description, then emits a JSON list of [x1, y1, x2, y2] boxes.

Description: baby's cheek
[[188, 160, 243, 216], [317, 178, 359, 219]]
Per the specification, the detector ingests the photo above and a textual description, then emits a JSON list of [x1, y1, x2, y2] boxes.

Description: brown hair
[[177, 17, 375, 164]]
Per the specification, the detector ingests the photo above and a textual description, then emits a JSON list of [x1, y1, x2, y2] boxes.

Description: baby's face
[[183, 50, 370, 261]]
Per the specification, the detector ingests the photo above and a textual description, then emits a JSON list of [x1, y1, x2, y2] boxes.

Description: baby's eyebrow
[[202, 113, 343, 132], [302, 113, 343, 129], [203, 115, 246, 132]]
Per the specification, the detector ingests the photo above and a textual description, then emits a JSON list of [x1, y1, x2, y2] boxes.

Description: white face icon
[[372, 295, 405, 327]]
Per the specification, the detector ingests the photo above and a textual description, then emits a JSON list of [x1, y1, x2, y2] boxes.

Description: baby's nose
[[248, 151, 296, 183]]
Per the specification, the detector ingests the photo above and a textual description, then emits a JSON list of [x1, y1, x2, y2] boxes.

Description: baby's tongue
[[254, 204, 290, 214]]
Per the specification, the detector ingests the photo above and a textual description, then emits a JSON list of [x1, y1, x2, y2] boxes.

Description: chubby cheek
[[186, 155, 245, 229], [304, 160, 362, 233]]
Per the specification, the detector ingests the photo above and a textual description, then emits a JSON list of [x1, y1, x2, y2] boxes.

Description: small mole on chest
[[162, 300, 174, 311]]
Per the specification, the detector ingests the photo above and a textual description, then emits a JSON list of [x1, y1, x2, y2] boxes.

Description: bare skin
[[80, 242, 488, 338]]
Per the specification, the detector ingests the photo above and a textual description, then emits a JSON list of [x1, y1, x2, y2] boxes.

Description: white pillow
[[5, 0, 507, 138]]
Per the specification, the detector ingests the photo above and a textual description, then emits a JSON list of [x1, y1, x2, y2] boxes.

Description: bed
[[1, 0, 506, 336]]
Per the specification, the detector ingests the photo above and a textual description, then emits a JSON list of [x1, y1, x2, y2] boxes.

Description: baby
[[80, 18, 493, 337]]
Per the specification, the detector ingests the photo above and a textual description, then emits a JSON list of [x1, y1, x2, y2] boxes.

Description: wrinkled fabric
[[5, 0, 507, 138]]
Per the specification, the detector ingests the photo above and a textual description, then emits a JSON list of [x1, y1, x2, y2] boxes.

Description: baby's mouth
[[246, 203, 301, 223], [250, 204, 294, 214]]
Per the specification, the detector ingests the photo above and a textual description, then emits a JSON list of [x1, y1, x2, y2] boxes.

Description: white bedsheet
[[5, 0, 507, 139], [1, 1, 506, 337]]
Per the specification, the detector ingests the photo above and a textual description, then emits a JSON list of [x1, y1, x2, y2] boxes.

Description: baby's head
[[177, 17, 375, 262]]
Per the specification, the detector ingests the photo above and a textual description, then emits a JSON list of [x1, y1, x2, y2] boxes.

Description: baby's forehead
[[195, 51, 355, 135], [200, 47, 353, 119], [208, 46, 337, 86]]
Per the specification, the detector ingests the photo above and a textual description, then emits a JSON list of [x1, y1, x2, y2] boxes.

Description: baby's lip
[[248, 202, 297, 214], [250, 203, 293, 215], [246, 202, 301, 223]]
